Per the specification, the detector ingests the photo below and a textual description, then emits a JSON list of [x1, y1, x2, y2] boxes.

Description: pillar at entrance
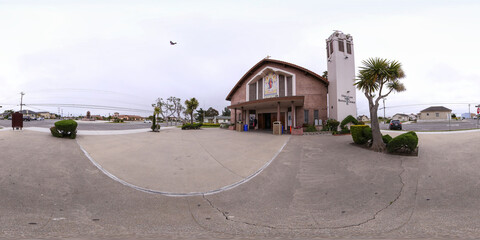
[[277, 102, 280, 123], [291, 102, 296, 128]]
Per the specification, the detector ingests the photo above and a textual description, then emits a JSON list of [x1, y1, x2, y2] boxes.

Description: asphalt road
[[380, 119, 480, 131], [1, 129, 480, 239], [0, 119, 171, 130]]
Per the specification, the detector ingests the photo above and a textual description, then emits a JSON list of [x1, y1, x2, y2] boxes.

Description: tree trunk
[[369, 104, 386, 152], [190, 113, 194, 124]]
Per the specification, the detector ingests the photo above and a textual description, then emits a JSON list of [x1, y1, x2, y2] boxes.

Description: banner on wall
[[263, 73, 278, 98]]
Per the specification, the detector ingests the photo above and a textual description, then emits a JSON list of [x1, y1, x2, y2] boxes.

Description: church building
[[226, 31, 357, 131]]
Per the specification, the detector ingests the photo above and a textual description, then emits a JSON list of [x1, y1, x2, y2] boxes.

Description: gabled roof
[[420, 106, 452, 112], [393, 113, 409, 117], [226, 58, 328, 101]]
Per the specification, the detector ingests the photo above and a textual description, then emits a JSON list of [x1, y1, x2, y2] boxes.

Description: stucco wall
[[419, 111, 450, 121]]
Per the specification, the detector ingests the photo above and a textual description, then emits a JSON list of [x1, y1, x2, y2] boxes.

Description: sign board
[[477, 107, 480, 114]]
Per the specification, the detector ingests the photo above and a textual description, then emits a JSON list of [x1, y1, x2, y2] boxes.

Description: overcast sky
[[1, 0, 479, 117]]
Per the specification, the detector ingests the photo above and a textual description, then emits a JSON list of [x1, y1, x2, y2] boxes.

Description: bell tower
[[326, 30, 357, 122]]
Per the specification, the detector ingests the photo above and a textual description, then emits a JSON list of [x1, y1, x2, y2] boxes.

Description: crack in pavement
[[201, 159, 407, 232], [202, 195, 277, 230]]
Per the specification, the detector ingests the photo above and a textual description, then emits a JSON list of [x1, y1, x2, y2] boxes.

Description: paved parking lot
[[380, 119, 480, 131], [1, 127, 480, 239], [0, 119, 168, 131]]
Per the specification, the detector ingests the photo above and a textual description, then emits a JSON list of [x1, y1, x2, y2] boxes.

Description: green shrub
[[340, 115, 359, 129], [50, 127, 62, 138], [387, 131, 418, 153], [181, 123, 203, 130], [326, 119, 340, 132], [351, 125, 370, 144], [52, 120, 78, 139], [202, 123, 221, 128], [382, 134, 393, 144], [362, 126, 372, 141], [339, 128, 350, 134], [304, 125, 317, 132]]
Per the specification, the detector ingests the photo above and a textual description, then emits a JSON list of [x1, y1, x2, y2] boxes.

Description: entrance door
[[258, 113, 264, 129], [265, 113, 272, 129]]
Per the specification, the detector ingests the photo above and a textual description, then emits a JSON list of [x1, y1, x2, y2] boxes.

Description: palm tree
[[355, 58, 406, 152], [151, 105, 160, 132], [184, 97, 199, 124]]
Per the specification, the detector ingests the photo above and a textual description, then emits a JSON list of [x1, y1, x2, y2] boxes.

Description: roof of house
[[226, 58, 328, 101], [420, 106, 452, 112], [393, 113, 409, 117]]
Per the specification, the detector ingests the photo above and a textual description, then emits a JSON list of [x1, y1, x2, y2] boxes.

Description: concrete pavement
[[1, 128, 480, 239], [76, 128, 289, 194]]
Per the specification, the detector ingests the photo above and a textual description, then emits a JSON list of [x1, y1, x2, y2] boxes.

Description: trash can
[[11, 112, 23, 130], [244, 124, 248, 131], [273, 121, 282, 135], [236, 121, 243, 132]]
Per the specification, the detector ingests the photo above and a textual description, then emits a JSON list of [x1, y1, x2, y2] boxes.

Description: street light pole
[[20, 92, 25, 112]]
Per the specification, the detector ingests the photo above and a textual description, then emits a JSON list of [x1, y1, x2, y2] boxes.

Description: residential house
[[392, 113, 409, 121], [357, 115, 369, 122], [418, 106, 452, 121], [408, 113, 417, 121], [204, 116, 231, 124]]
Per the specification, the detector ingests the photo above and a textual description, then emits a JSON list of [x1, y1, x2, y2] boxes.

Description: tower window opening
[[338, 40, 344, 52], [329, 41, 333, 54], [347, 42, 352, 54]]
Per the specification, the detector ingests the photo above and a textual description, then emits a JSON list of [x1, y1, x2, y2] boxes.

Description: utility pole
[[20, 92, 25, 112]]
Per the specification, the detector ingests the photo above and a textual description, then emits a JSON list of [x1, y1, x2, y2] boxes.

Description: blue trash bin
[[281, 125, 284, 134], [244, 124, 248, 131]]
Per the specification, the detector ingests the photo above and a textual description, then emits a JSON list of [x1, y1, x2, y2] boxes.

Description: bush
[[382, 134, 393, 144], [181, 123, 203, 130], [50, 127, 62, 138], [340, 115, 359, 129], [351, 125, 370, 144], [339, 128, 350, 134], [303, 125, 316, 132], [326, 119, 340, 132], [362, 126, 372, 142], [202, 123, 221, 128], [387, 131, 418, 153], [51, 120, 78, 139], [220, 123, 230, 128]]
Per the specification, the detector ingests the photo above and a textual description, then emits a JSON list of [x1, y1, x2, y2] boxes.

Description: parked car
[[144, 119, 152, 123], [389, 120, 402, 130], [23, 116, 31, 121]]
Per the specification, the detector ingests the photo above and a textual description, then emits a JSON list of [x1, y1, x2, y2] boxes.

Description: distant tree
[[185, 97, 199, 124], [451, 113, 457, 119], [3, 109, 14, 119], [355, 58, 406, 152], [196, 108, 205, 123], [322, 71, 328, 80], [205, 107, 219, 117], [221, 107, 231, 116]]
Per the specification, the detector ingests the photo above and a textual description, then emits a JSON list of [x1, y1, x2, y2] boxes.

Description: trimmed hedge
[[340, 115, 359, 129], [351, 125, 370, 144], [51, 120, 78, 139], [202, 123, 221, 128], [382, 134, 393, 144], [387, 131, 418, 153], [182, 123, 203, 130]]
